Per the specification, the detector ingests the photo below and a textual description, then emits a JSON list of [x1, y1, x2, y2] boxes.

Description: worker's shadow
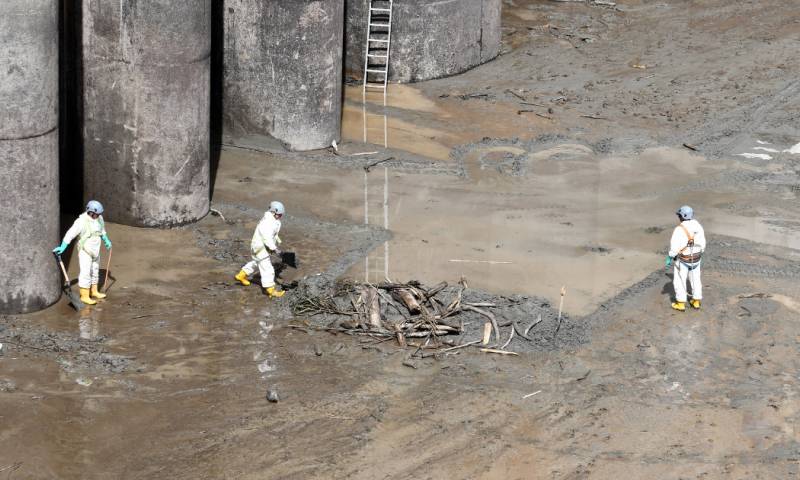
[[100, 269, 116, 292]]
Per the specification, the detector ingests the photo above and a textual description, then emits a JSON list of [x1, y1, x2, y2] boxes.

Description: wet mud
[[3, 0, 800, 478]]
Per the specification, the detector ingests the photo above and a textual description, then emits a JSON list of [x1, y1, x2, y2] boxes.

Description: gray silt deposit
[[223, 1, 344, 151], [81, 0, 211, 227], [345, 0, 502, 83], [0, 0, 61, 313]]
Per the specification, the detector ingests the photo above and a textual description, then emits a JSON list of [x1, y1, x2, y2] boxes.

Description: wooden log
[[367, 287, 382, 330], [482, 322, 492, 345], [435, 316, 462, 330], [425, 281, 448, 299], [392, 288, 421, 314]]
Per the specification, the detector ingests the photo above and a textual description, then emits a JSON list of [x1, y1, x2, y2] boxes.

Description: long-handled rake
[[103, 248, 113, 293]]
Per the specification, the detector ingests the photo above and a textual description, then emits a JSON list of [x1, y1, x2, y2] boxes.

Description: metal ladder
[[362, 0, 393, 104]]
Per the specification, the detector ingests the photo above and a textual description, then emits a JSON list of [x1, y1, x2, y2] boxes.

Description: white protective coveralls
[[668, 219, 706, 303], [241, 212, 281, 288], [62, 213, 107, 289]]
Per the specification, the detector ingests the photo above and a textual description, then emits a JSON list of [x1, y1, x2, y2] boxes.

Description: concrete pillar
[[82, 1, 211, 227], [345, 0, 502, 83], [224, 1, 344, 151], [0, 0, 61, 313]]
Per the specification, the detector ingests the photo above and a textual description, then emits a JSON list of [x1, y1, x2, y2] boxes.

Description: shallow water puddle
[[341, 86, 454, 161]]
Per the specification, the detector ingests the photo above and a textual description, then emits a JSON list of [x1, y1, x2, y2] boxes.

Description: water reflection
[[364, 166, 390, 284], [78, 308, 100, 340]]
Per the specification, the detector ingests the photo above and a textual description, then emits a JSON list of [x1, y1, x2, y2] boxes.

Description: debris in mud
[[209, 208, 228, 223], [266, 388, 280, 403], [457, 92, 494, 101], [584, 245, 612, 254], [682, 143, 699, 152], [289, 277, 586, 357], [0, 379, 16, 392], [0, 316, 136, 375]]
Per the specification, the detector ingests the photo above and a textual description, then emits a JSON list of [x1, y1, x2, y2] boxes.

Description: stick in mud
[[209, 208, 226, 222], [363, 156, 395, 172], [513, 320, 533, 342], [463, 305, 501, 344], [479, 348, 519, 356], [505, 89, 528, 101], [554, 286, 567, 340], [524, 314, 543, 337], [522, 390, 542, 399], [501, 323, 515, 350], [422, 340, 481, 358]]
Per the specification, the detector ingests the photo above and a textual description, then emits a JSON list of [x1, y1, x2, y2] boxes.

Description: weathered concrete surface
[[345, 0, 502, 83], [82, 0, 211, 227], [223, 1, 344, 151], [0, 0, 61, 313]]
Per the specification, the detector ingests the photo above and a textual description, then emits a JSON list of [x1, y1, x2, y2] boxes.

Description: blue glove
[[52, 241, 68, 255], [665, 255, 672, 267], [102, 234, 112, 250]]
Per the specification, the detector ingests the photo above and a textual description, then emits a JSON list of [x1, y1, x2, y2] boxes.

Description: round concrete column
[[223, 1, 344, 151], [82, 1, 211, 227], [0, 0, 61, 313], [345, 0, 502, 83]]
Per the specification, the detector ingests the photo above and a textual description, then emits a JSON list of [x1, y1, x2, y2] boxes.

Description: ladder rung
[[365, 69, 387, 73], [370, 7, 391, 12], [369, 23, 390, 27], [368, 38, 389, 43], [364, 84, 386, 89], [367, 54, 388, 58]]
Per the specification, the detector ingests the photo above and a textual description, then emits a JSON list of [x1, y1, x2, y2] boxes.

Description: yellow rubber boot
[[690, 299, 701, 309], [266, 286, 285, 298], [91, 284, 107, 299], [235, 270, 251, 286], [80, 288, 97, 306], [671, 301, 686, 312]]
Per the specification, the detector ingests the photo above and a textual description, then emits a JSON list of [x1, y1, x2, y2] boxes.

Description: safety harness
[[77, 213, 104, 253], [677, 224, 702, 268]]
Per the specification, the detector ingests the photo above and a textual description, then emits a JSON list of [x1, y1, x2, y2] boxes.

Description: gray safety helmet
[[86, 200, 104, 215], [676, 205, 693, 221], [269, 201, 285, 216]]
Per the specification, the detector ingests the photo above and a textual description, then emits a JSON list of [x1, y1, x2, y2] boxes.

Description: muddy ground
[[3, 0, 800, 478]]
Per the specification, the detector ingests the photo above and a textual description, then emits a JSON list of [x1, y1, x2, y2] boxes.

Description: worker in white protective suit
[[52, 200, 112, 306], [234, 201, 286, 298], [666, 205, 706, 311]]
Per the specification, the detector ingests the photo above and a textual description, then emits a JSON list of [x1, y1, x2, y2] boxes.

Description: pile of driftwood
[[291, 279, 545, 356]]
